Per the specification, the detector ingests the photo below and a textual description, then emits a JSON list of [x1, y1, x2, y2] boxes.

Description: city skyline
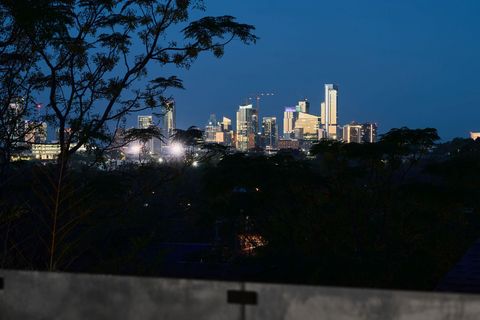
[[153, 0, 480, 140]]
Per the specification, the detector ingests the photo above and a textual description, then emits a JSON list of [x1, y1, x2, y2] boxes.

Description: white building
[[236, 104, 258, 151], [321, 84, 339, 140]]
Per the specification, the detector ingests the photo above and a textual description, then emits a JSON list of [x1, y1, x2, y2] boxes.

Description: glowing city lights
[[170, 143, 184, 157]]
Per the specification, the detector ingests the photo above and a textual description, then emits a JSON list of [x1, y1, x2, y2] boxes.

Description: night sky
[[163, 0, 480, 140]]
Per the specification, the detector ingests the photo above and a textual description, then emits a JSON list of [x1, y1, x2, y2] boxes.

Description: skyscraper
[[162, 100, 176, 145], [236, 104, 258, 151], [297, 100, 310, 113], [361, 123, 378, 143], [205, 114, 219, 143], [321, 84, 339, 140], [343, 122, 378, 143], [262, 117, 278, 150], [138, 115, 153, 129], [343, 122, 363, 143], [24, 121, 47, 143], [283, 106, 298, 139], [138, 115, 154, 153], [294, 112, 320, 141], [221, 117, 232, 132]]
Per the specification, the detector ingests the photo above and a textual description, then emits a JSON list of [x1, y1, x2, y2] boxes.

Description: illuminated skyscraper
[[361, 123, 378, 143], [138, 115, 153, 129], [343, 122, 378, 143], [294, 112, 320, 141], [221, 117, 232, 132], [138, 115, 154, 153], [205, 114, 219, 143], [321, 84, 339, 140], [343, 122, 363, 143], [236, 104, 258, 151], [297, 100, 310, 113], [283, 106, 298, 139], [262, 117, 278, 150], [162, 100, 176, 145]]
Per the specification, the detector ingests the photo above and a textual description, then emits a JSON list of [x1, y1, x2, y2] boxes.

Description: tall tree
[[0, 0, 257, 270]]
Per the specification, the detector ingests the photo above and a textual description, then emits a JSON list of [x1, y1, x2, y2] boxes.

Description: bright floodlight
[[170, 143, 184, 157], [129, 144, 141, 154], [158, 157, 164, 163], [192, 161, 199, 167]]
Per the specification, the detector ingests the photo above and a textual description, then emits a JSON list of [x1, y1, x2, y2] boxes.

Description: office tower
[[361, 123, 378, 143], [236, 104, 258, 151], [278, 139, 300, 150], [137, 115, 154, 153], [24, 121, 47, 143], [294, 112, 321, 141], [221, 117, 232, 132], [205, 114, 219, 143], [321, 84, 339, 140], [283, 106, 298, 139], [218, 117, 233, 146], [297, 100, 310, 114], [138, 115, 153, 129], [262, 117, 278, 150], [343, 122, 363, 143], [162, 100, 176, 145]]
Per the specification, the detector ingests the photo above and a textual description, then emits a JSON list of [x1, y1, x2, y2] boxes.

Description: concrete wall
[[1, 270, 480, 320]]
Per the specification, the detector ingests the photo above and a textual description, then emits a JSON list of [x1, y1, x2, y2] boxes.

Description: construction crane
[[245, 92, 275, 118]]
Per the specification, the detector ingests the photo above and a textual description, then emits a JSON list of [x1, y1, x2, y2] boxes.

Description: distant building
[[162, 100, 176, 145], [137, 115, 154, 153], [297, 100, 310, 113], [343, 123, 363, 143], [342, 122, 378, 143], [205, 114, 220, 143], [470, 132, 480, 141], [219, 117, 234, 146], [295, 112, 321, 141], [32, 143, 86, 160], [236, 104, 258, 151], [205, 115, 233, 146], [24, 121, 47, 144], [221, 117, 232, 132], [294, 127, 304, 140], [262, 117, 278, 150], [362, 123, 378, 143], [138, 115, 153, 129], [283, 106, 298, 139], [321, 84, 339, 140], [278, 139, 300, 150]]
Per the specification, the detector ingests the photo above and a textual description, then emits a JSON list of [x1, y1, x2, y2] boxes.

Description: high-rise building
[[283, 106, 298, 139], [138, 115, 153, 129], [205, 114, 219, 143], [221, 117, 232, 132], [361, 123, 378, 143], [219, 117, 234, 146], [162, 100, 176, 145], [262, 117, 278, 150], [236, 104, 258, 151], [321, 84, 339, 140], [343, 122, 363, 143], [342, 122, 378, 143], [294, 112, 320, 141], [297, 100, 310, 113], [205, 116, 234, 146], [24, 121, 47, 143], [137, 115, 154, 153]]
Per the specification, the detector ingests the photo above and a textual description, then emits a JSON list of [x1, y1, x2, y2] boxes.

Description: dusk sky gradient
[[165, 0, 480, 140]]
